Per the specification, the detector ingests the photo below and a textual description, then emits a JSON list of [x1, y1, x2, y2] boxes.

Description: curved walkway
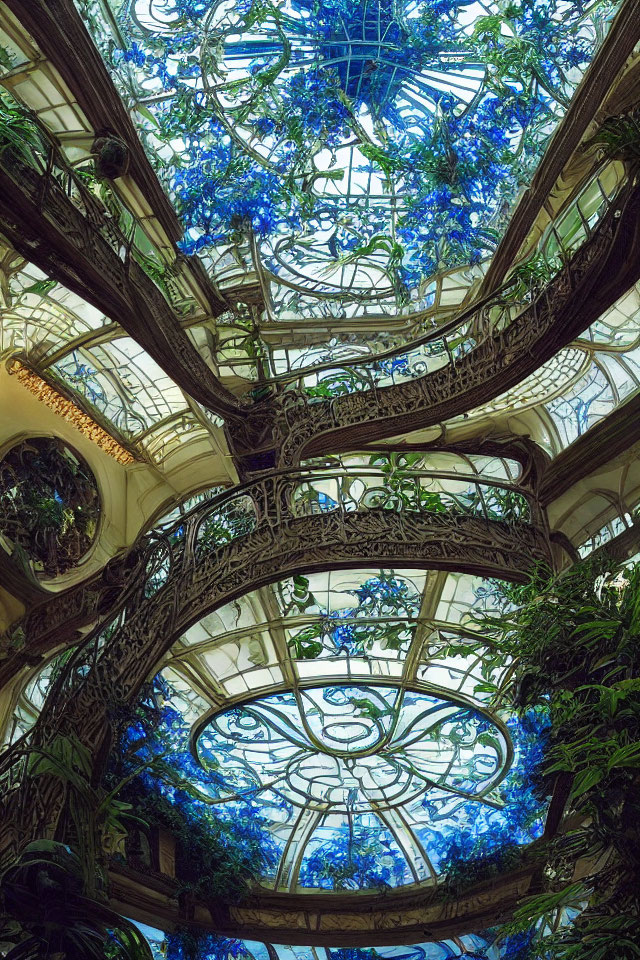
[[263, 179, 640, 468]]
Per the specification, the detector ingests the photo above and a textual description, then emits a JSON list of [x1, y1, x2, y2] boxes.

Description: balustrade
[[0, 461, 546, 767], [268, 164, 625, 401], [0, 97, 244, 418], [255, 172, 640, 469]]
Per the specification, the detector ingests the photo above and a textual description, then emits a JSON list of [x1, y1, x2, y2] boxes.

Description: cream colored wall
[[0, 366, 128, 592], [0, 586, 24, 634], [547, 438, 640, 547], [0, 366, 237, 602]]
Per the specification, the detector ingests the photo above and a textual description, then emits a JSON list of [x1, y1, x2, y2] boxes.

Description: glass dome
[[111, 0, 613, 319], [195, 683, 513, 889], [132, 568, 551, 891]]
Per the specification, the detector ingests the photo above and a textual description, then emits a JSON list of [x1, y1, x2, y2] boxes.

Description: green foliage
[[287, 621, 324, 659], [304, 368, 373, 398], [116, 785, 264, 901], [586, 110, 640, 165], [0, 43, 16, 70], [483, 557, 640, 957], [19, 278, 58, 298], [507, 251, 558, 299], [0, 814, 153, 960], [348, 696, 391, 721], [0, 94, 48, 167], [103, 692, 275, 903], [16, 730, 164, 902], [444, 842, 530, 897]]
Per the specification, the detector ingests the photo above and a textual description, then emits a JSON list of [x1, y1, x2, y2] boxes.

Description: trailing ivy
[[427, 709, 551, 896]]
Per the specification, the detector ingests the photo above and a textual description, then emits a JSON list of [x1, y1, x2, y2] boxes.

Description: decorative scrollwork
[[252, 175, 640, 469], [194, 682, 511, 884], [0, 461, 548, 794], [0, 464, 549, 933], [0, 108, 244, 420]]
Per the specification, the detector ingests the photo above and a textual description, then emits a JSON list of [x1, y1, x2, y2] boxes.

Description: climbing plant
[[476, 556, 640, 958], [0, 437, 100, 577], [103, 679, 281, 902], [95, 0, 616, 307]]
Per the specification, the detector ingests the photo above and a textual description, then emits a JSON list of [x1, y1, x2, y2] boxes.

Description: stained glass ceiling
[[141, 566, 549, 892], [0, 0, 638, 948], [90, 0, 615, 322], [134, 920, 583, 959], [1, 0, 636, 464], [6, 566, 550, 894]]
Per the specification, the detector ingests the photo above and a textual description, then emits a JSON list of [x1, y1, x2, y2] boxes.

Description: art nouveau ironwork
[[101, 0, 617, 316], [0, 462, 550, 883], [2, 0, 640, 952]]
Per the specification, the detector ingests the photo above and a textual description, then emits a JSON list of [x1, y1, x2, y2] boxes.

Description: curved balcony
[[1, 462, 547, 765], [0, 463, 553, 945], [251, 170, 640, 469], [253, 163, 623, 394], [0, 102, 243, 419]]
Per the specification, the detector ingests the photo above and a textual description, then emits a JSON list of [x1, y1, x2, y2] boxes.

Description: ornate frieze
[[9, 361, 135, 465]]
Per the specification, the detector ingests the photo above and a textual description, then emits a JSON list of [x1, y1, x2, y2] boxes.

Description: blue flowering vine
[[101, 0, 615, 302]]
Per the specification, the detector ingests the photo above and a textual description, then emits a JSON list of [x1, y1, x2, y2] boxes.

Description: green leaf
[[570, 767, 603, 799], [21, 278, 57, 297], [348, 697, 390, 721], [135, 103, 161, 129], [607, 742, 640, 770]]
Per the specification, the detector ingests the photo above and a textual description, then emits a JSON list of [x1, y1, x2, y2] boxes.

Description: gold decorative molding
[[8, 360, 135, 465]]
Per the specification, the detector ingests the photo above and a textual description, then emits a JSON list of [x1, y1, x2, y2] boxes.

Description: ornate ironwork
[[256, 176, 640, 469], [0, 462, 549, 862], [0, 546, 146, 692], [198, 685, 510, 808], [194, 682, 512, 888], [89, 0, 618, 321], [0, 113, 245, 421], [1, 1, 639, 946], [226, 162, 624, 394]]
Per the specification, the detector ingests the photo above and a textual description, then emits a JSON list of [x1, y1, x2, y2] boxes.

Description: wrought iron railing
[[262, 163, 626, 400], [0, 461, 543, 746], [0, 96, 194, 315], [0, 458, 551, 874]]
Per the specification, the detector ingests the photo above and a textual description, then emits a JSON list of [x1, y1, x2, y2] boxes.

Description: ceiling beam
[[480, 0, 640, 293], [4, 0, 184, 245], [0, 154, 246, 420], [540, 390, 640, 506]]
